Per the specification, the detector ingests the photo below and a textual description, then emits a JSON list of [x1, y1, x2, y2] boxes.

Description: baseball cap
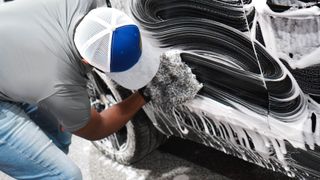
[[74, 7, 159, 90]]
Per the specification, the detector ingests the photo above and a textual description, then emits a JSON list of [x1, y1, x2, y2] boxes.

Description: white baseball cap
[[74, 7, 159, 90]]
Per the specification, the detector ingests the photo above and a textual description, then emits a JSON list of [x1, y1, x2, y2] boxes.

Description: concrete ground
[[0, 135, 291, 180]]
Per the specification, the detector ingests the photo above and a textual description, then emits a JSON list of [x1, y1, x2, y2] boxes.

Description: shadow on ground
[[133, 137, 293, 180]]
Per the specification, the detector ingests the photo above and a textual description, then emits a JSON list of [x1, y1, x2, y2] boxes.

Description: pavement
[[0, 135, 292, 180]]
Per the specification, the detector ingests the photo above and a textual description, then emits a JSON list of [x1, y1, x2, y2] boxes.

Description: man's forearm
[[99, 91, 146, 135], [74, 92, 146, 140]]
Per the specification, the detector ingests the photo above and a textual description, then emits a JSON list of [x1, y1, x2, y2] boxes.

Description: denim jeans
[[0, 101, 82, 180]]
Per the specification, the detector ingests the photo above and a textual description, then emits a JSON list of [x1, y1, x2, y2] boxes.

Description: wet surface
[[159, 137, 292, 180], [0, 136, 293, 180], [74, 136, 292, 180]]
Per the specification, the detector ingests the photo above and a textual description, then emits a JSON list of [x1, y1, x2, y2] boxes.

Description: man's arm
[[73, 91, 146, 141]]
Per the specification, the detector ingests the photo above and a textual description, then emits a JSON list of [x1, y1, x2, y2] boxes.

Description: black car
[[89, 0, 320, 179]]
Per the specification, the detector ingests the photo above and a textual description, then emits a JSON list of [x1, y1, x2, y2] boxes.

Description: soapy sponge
[[141, 50, 203, 109]]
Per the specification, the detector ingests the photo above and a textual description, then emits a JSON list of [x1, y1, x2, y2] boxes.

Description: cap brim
[[105, 41, 160, 90]]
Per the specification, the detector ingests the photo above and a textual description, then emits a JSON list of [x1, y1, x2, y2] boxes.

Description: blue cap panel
[[110, 25, 142, 72]]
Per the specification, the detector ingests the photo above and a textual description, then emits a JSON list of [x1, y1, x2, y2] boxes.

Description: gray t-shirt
[[0, 0, 105, 132]]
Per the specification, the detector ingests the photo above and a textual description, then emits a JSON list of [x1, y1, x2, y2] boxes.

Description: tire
[[88, 71, 167, 164]]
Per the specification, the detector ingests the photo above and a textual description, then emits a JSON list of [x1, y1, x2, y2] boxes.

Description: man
[[0, 0, 159, 179]]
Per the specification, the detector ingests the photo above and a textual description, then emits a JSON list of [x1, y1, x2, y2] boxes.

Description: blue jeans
[[0, 101, 82, 179]]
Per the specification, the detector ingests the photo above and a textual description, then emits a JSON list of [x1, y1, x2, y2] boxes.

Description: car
[[88, 0, 320, 179]]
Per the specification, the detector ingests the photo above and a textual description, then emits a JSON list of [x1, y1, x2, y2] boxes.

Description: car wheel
[[88, 71, 167, 164]]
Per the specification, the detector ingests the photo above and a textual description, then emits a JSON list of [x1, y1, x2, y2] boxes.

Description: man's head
[[74, 7, 159, 90]]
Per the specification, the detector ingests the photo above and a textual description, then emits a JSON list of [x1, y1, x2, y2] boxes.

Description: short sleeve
[[38, 85, 91, 132]]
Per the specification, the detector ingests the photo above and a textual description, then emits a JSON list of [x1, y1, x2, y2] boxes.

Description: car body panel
[[109, 0, 320, 178]]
